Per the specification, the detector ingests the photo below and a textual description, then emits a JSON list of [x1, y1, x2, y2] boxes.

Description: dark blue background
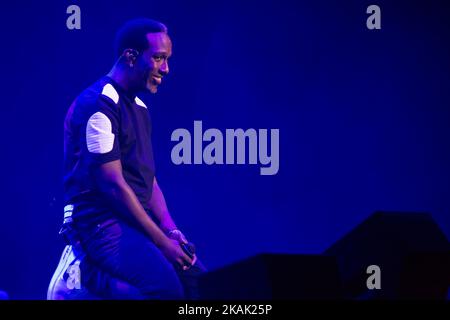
[[0, 0, 449, 299]]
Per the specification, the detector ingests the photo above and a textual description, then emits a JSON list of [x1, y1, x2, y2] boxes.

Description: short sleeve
[[83, 95, 121, 165]]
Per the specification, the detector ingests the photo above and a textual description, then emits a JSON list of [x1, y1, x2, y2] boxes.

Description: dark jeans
[[68, 217, 206, 300]]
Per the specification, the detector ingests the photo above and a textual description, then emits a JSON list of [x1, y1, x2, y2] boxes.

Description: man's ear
[[122, 49, 139, 67]]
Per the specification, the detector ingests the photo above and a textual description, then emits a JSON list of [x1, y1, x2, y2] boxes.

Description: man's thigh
[[77, 219, 184, 299]]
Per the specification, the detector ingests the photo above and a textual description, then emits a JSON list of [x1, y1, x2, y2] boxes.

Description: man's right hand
[[159, 238, 194, 270]]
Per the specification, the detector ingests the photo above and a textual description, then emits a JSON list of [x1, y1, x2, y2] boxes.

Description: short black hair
[[114, 18, 168, 57]]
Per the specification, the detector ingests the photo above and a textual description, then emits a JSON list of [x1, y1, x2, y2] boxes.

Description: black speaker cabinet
[[199, 253, 342, 299], [324, 211, 450, 299]]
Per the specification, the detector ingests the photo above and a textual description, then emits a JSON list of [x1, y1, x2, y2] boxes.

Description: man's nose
[[160, 60, 169, 75]]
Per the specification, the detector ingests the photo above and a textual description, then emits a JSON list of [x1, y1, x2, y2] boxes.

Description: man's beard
[[144, 69, 158, 93]]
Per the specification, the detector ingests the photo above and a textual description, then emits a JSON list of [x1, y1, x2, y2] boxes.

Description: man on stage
[[48, 18, 205, 300]]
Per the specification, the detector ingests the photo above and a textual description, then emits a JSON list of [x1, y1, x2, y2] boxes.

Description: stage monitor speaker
[[324, 211, 450, 299], [199, 253, 342, 299]]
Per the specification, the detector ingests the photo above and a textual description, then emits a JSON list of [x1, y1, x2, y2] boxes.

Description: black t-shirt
[[63, 76, 155, 222]]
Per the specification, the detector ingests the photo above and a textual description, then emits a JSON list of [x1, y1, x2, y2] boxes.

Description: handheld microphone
[[181, 242, 196, 259]]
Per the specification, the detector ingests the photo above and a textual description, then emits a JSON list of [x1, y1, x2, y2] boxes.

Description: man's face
[[135, 32, 172, 93]]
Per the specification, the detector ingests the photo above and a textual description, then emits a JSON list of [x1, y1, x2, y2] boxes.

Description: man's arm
[[149, 177, 196, 265], [149, 177, 178, 234], [94, 160, 192, 268]]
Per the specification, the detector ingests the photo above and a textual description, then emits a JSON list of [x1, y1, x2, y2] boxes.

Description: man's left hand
[[168, 229, 197, 269]]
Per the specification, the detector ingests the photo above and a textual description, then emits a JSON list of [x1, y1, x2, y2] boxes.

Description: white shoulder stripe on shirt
[[86, 112, 115, 154], [101, 83, 119, 104], [134, 96, 148, 109]]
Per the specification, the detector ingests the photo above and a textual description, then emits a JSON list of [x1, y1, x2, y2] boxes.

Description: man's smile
[[151, 75, 162, 85]]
